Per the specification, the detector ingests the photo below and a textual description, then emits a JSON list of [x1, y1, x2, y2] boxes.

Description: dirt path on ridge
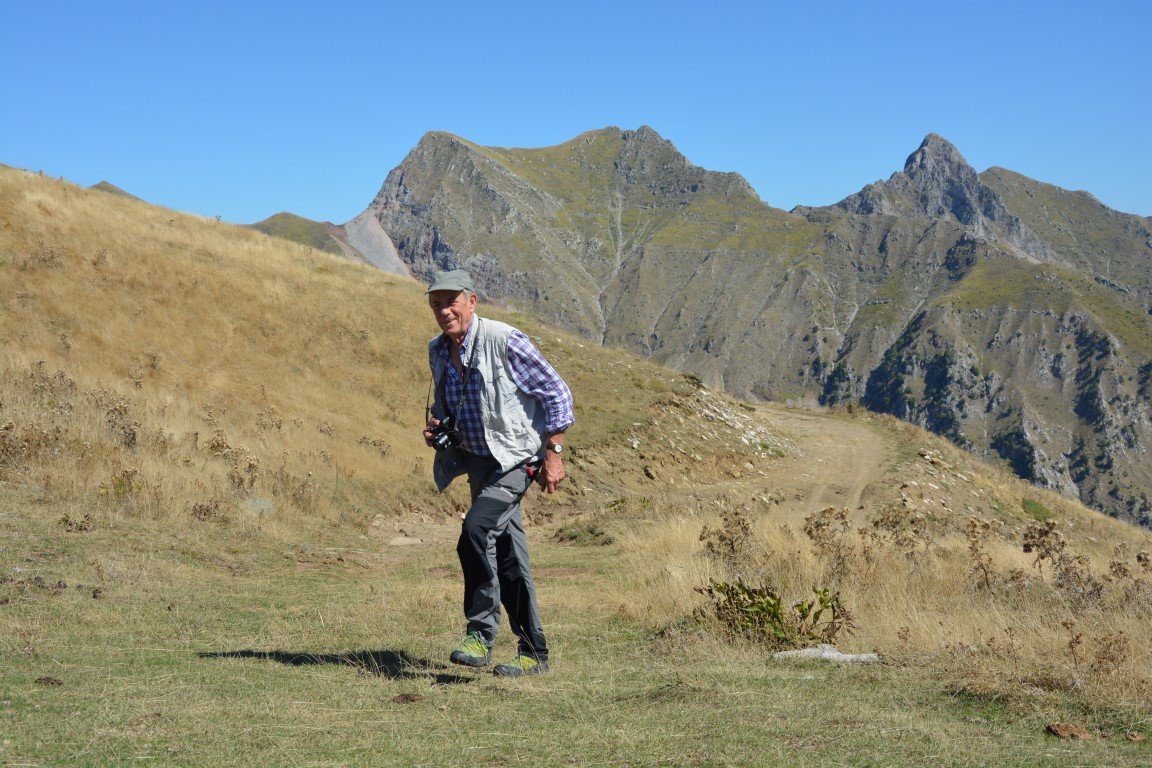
[[735, 404, 895, 522]]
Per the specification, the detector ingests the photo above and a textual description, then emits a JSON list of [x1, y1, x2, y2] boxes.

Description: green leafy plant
[[695, 578, 855, 649]]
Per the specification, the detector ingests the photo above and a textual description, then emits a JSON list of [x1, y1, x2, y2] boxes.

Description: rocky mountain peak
[[834, 133, 982, 219], [622, 124, 667, 144], [610, 125, 757, 200], [903, 133, 976, 185], [832, 134, 1053, 261]]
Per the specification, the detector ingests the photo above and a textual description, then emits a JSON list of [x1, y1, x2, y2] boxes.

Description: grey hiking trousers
[[458, 452, 549, 661]]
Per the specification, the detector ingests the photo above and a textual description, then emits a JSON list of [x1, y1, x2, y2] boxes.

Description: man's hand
[[422, 418, 440, 448], [538, 450, 565, 493]]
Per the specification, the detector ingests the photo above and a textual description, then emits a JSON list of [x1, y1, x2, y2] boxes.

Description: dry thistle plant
[[1022, 519, 1065, 574], [803, 506, 854, 584], [190, 499, 226, 523], [699, 502, 753, 575], [227, 450, 261, 492], [1062, 619, 1085, 688], [866, 502, 930, 554], [1023, 519, 1105, 606], [1091, 631, 1132, 678], [983, 627, 1021, 681], [1107, 544, 1152, 613], [965, 516, 1000, 591]]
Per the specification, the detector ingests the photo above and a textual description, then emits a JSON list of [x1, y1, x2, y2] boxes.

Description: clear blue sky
[[3, 1, 1149, 223]]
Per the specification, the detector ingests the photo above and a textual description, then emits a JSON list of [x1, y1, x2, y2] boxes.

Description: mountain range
[[248, 127, 1152, 527]]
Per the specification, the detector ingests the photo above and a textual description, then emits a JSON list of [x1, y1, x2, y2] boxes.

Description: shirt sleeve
[[506, 330, 575, 435]]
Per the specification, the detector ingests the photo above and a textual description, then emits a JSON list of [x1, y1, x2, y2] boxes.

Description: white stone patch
[[773, 644, 880, 663]]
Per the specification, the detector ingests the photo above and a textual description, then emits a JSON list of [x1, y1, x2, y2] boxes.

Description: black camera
[[429, 415, 460, 452]]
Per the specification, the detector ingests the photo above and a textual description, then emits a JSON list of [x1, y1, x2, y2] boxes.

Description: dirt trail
[[741, 405, 895, 520], [626, 403, 897, 524]]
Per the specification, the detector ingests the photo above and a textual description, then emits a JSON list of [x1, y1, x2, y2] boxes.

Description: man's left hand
[[538, 451, 565, 493]]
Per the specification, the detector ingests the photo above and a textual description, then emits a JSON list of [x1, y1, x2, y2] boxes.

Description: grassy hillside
[[0, 165, 773, 531], [981, 167, 1152, 302], [2, 166, 1151, 766], [247, 211, 345, 255]]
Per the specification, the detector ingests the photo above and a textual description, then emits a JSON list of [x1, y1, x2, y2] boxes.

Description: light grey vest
[[430, 317, 547, 490]]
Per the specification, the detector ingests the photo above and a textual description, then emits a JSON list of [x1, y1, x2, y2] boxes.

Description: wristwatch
[[546, 443, 563, 454]]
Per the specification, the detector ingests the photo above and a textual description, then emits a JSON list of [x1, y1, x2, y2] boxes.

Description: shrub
[[553, 519, 614, 546], [695, 579, 855, 650]]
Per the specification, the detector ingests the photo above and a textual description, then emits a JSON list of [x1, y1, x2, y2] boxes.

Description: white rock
[[772, 644, 880, 663]]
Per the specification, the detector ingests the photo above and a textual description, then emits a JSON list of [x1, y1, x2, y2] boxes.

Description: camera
[[428, 415, 460, 452]]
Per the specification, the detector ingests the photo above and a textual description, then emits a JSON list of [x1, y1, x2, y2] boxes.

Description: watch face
[[549, 444, 563, 454]]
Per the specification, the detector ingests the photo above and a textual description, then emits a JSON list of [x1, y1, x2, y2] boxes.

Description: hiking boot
[[493, 654, 549, 677], [449, 632, 491, 667]]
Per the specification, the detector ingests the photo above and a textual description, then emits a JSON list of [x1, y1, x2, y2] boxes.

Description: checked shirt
[[430, 318, 574, 457]]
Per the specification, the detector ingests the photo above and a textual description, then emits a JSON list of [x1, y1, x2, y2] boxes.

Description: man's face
[[428, 289, 478, 340]]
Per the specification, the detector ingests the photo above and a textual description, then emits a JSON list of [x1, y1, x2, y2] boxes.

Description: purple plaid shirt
[[431, 319, 574, 456]]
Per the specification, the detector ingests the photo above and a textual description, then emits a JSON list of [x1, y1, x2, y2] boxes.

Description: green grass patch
[[4, 491, 1151, 767], [1021, 497, 1053, 521]]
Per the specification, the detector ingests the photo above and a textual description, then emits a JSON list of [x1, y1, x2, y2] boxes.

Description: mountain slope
[[343, 129, 1152, 526], [0, 163, 780, 530], [246, 211, 346, 255], [346, 126, 794, 342], [980, 166, 1152, 301]]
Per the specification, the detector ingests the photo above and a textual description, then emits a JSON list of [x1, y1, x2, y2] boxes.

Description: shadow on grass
[[199, 649, 475, 685]]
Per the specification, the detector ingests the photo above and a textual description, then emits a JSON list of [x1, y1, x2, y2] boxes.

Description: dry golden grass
[[615, 417, 1152, 723], [4, 170, 431, 535], [0, 164, 772, 539]]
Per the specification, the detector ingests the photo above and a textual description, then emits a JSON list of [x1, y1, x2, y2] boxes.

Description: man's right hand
[[423, 418, 440, 448]]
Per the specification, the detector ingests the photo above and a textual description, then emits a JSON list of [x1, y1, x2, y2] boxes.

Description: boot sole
[[493, 661, 549, 677], [450, 651, 491, 667]]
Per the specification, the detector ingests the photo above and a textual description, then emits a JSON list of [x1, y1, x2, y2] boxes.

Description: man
[[422, 268, 573, 677]]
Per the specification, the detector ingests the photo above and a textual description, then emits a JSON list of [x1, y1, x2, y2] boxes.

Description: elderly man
[[422, 268, 573, 676]]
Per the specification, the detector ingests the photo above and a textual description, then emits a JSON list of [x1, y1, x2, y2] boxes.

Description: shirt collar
[[460, 315, 479, 357], [439, 315, 480, 359]]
